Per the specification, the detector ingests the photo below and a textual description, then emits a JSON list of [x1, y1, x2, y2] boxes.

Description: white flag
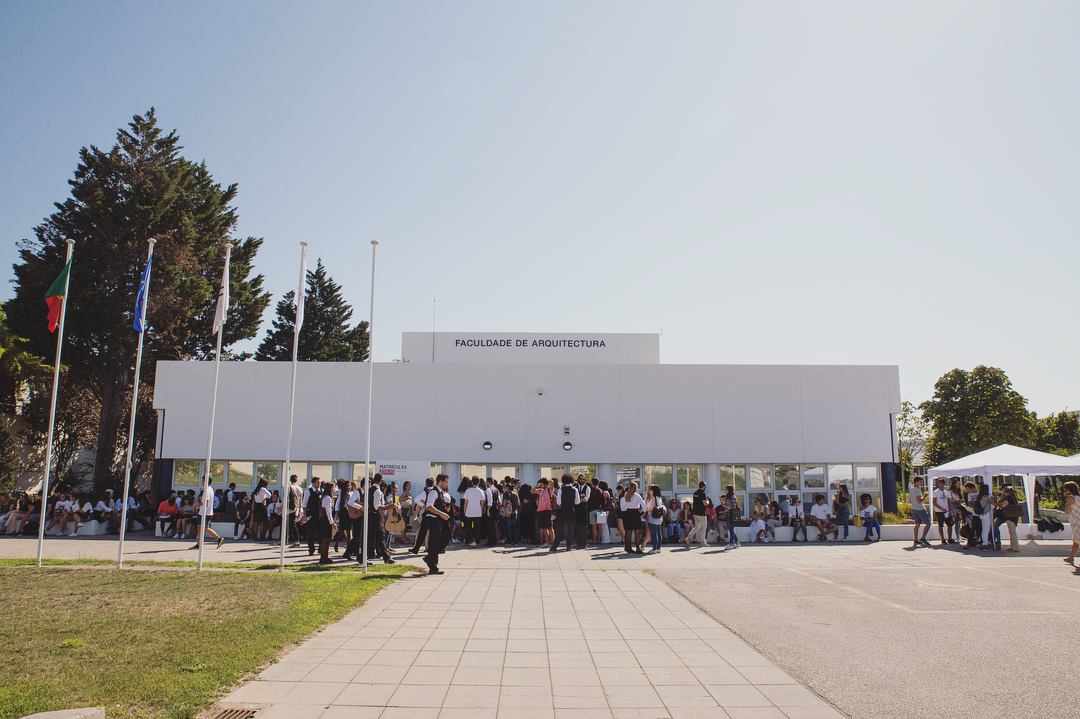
[[212, 252, 230, 334], [293, 244, 308, 330]]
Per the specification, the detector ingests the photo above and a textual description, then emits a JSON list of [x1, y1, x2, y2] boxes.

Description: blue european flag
[[133, 257, 152, 333]]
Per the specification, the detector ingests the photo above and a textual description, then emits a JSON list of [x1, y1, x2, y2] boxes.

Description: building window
[[229, 461, 254, 490], [429, 463, 443, 479], [719, 465, 746, 492], [568, 464, 596, 480], [174, 460, 200, 488], [827, 463, 853, 492], [310, 463, 334, 484], [461, 464, 486, 480], [644, 465, 673, 493], [541, 466, 567, 481], [256, 462, 279, 489], [675, 465, 701, 492], [615, 466, 642, 487], [287, 462, 309, 486], [801, 464, 825, 490], [351, 462, 373, 483], [774, 464, 799, 493], [209, 462, 225, 487]]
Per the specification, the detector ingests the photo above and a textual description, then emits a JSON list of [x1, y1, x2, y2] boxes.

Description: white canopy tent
[[927, 444, 1080, 536]]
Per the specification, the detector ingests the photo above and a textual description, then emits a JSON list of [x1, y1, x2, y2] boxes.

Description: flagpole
[[279, 241, 307, 572], [197, 242, 232, 571], [35, 239, 75, 567], [117, 238, 156, 568], [361, 240, 378, 574]]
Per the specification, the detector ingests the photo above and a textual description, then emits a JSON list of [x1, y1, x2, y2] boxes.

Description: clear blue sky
[[1, 1, 1077, 415]]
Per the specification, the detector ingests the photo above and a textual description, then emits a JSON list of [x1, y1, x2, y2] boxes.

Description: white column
[[597, 463, 615, 485], [520, 463, 537, 485], [704, 463, 721, 499], [444, 462, 460, 496], [336, 462, 352, 482]]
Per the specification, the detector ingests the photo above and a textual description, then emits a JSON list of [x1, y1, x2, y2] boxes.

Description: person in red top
[[156, 492, 179, 538]]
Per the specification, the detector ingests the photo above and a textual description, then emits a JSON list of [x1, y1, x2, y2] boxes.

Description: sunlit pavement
[[6, 535, 1077, 718]]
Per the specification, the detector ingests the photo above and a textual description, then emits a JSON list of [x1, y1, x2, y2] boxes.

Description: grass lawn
[[0, 563, 406, 719]]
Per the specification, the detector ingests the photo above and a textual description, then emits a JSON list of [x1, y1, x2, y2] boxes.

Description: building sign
[[376, 461, 430, 486], [401, 332, 659, 365]]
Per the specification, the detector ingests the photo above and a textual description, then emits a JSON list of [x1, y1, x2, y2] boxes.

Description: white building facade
[[152, 332, 902, 513]]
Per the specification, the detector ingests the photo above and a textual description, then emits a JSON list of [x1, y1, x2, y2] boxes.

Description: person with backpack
[[498, 480, 520, 546], [550, 474, 579, 552]]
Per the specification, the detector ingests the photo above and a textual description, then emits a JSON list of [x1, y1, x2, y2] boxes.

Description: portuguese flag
[[44, 259, 72, 333]]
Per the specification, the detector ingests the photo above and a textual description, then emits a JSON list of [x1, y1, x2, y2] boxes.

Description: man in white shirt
[[809, 495, 838, 542], [932, 479, 956, 546], [343, 482, 365, 561], [463, 477, 486, 547]]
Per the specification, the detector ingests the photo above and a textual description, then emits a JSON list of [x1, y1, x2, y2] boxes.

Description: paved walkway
[[217, 553, 844, 719]]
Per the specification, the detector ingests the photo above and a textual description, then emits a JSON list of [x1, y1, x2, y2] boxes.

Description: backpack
[[499, 494, 514, 518]]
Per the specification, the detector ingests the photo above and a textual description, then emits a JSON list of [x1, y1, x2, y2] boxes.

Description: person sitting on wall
[[94, 490, 121, 533], [859, 493, 882, 541], [809, 494, 839, 542], [156, 492, 179, 537], [788, 495, 807, 542]]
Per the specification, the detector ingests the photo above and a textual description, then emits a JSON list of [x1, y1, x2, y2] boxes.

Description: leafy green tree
[[4, 109, 270, 493], [1034, 411, 1080, 456], [255, 259, 370, 361], [920, 366, 1036, 466], [895, 400, 930, 484]]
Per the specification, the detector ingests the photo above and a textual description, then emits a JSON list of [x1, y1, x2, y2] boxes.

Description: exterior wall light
[[482, 441, 493, 451], [562, 441, 573, 451]]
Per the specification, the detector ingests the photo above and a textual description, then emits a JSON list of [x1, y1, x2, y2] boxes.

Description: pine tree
[[255, 259, 369, 361], [4, 109, 271, 492]]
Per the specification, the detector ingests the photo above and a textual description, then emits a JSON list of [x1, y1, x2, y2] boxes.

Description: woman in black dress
[[518, 483, 536, 544]]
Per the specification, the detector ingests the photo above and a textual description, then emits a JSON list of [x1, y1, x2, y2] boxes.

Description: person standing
[[619, 482, 645, 554], [1063, 481, 1080, 567], [833, 485, 852, 541], [343, 481, 365, 561], [574, 475, 591, 549], [976, 483, 995, 550], [910, 478, 931, 548], [498, 481, 520, 546], [684, 482, 710, 547], [645, 485, 664, 553], [462, 477, 486, 546], [408, 478, 434, 554], [285, 474, 303, 547], [550, 475, 579, 552], [518, 482, 537, 544], [588, 478, 605, 545], [318, 480, 335, 564], [932, 478, 955, 545], [190, 485, 224, 551], [534, 479, 555, 546], [422, 474, 451, 574], [366, 475, 395, 564], [302, 477, 323, 556], [251, 478, 271, 541]]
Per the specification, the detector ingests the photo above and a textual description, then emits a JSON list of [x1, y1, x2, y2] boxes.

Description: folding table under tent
[[927, 443, 1080, 538]]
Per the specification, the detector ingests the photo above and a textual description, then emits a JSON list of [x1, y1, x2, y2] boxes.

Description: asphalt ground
[[653, 541, 1080, 719]]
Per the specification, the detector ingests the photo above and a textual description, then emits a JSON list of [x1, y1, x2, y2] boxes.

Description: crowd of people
[[905, 476, 1069, 553], [3, 472, 1078, 570]]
